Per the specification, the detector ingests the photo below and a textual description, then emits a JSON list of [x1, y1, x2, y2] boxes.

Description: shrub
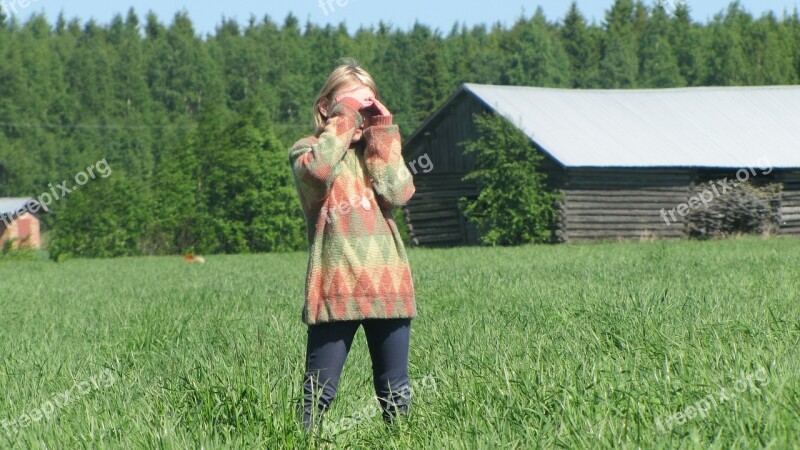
[[459, 113, 561, 246], [0, 238, 40, 261], [48, 170, 152, 260]]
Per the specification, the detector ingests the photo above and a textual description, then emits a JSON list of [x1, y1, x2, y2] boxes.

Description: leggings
[[301, 318, 412, 428]]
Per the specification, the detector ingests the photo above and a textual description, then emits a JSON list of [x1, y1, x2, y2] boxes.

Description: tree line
[[0, 1, 799, 257]]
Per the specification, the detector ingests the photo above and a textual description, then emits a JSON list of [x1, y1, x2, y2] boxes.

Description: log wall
[[403, 93, 483, 246], [779, 170, 800, 236], [560, 169, 691, 243]]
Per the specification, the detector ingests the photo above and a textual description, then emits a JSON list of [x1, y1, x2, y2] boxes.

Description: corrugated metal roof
[[0, 198, 34, 216], [463, 83, 800, 169]]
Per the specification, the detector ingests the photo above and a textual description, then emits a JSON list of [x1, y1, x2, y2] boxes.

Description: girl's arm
[[363, 115, 416, 209], [289, 97, 363, 201]]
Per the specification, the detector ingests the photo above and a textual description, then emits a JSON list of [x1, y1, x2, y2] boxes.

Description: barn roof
[[408, 83, 800, 169], [0, 198, 34, 216]]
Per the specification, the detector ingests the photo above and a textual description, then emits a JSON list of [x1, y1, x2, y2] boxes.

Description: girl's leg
[[362, 318, 412, 422], [301, 320, 361, 429]]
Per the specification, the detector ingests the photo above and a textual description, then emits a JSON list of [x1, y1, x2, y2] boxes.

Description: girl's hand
[[333, 96, 389, 116], [331, 96, 370, 132], [334, 96, 372, 110], [360, 97, 392, 128], [365, 97, 390, 116]]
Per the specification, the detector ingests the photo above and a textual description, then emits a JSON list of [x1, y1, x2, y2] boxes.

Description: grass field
[[1, 237, 799, 449]]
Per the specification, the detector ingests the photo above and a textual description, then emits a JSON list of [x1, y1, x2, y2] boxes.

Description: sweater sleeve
[[363, 117, 415, 209], [288, 97, 364, 202]]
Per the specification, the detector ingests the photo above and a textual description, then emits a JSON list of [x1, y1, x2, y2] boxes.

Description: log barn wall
[[559, 169, 690, 243], [403, 92, 481, 247], [778, 170, 800, 236]]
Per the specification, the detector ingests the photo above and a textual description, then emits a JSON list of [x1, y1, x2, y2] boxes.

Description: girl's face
[[332, 83, 376, 143]]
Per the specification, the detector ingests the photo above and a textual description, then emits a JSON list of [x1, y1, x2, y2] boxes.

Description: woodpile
[[684, 182, 782, 240]]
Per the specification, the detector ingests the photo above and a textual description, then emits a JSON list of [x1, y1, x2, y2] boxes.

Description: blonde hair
[[313, 58, 380, 129]]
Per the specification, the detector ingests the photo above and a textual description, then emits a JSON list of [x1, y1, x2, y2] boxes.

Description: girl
[[288, 59, 417, 430]]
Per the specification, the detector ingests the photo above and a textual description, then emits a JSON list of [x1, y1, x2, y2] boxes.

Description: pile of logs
[[684, 182, 782, 240]]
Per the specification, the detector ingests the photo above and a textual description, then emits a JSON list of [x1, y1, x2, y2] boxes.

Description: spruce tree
[[561, 3, 600, 88], [601, 0, 639, 88], [640, 5, 685, 87]]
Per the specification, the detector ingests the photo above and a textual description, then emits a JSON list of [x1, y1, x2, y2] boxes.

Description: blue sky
[[5, 0, 799, 35]]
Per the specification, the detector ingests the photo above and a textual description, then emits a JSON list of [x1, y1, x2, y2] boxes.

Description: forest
[[1, 0, 799, 257]]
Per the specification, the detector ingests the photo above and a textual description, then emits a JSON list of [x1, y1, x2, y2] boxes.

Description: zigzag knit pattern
[[289, 97, 417, 325]]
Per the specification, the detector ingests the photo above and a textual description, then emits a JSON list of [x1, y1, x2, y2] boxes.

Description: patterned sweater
[[289, 97, 416, 325]]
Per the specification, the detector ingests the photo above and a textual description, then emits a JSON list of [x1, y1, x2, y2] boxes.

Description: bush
[[458, 113, 561, 246], [684, 181, 782, 240], [0, 238, 40, 261], [48, 170, 152, 260], [393, 208, 411, 247]]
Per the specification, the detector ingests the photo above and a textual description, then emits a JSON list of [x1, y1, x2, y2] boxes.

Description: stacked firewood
[[684, 182, 782, 240]]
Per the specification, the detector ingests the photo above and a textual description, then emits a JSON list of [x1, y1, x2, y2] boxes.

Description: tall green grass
[[1, 237, 798, 448]]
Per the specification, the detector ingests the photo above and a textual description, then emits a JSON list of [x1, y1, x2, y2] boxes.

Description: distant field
[[1, 238, 799, 448]]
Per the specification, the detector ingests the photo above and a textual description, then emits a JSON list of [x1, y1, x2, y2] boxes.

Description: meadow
[[1, 237, 799, 449]]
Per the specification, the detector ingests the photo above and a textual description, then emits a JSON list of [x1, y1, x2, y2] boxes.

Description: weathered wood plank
[[412, 174, 471, 182], [564, 188, 691, 195], [410, 190, 474, 199], [568, 222, 676, 230], [567, 216, 676, 224], [565, 204, 685, 211], [405, 210, 460, 221], [568, 169, 694, 175], [573, 174, 691, 180], [566, 228, 682, 235], [565, 202, 684, 210], [565, 181, 690, 189], [566, 209, 681, 217], [406, 204, 460, 215], [408, 222, 463, 234], [566, 196, 689, 204]]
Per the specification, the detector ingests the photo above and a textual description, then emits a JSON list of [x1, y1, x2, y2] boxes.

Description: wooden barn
[[0, 197, 42, 250], [402, 84, 800, 246]]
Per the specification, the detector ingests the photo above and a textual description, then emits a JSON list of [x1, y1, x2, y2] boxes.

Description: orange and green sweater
[[289, 97, 416, 325]]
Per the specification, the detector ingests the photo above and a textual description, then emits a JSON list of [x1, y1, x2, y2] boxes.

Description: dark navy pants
[[301, 318, 412, 428]]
